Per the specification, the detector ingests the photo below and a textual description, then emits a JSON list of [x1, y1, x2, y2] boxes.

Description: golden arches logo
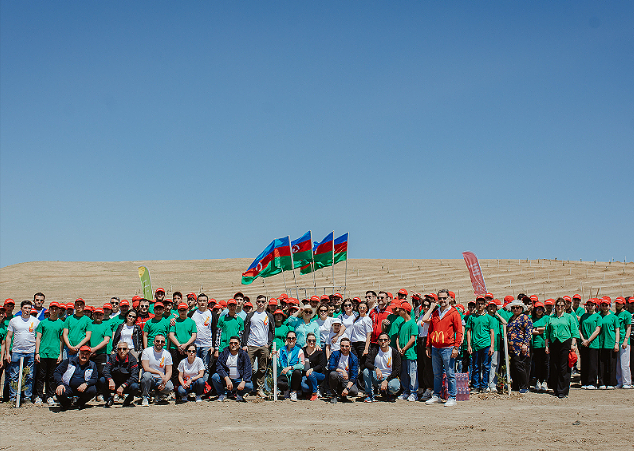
[[431, 331, 445, 344]]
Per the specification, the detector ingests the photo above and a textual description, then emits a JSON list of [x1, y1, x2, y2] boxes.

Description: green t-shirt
[[598, 312, 619, 349], [102, 317, 118, 354], [387, 314, 404, 349], [579, 312, 602, 349], [217, 314, 244, 352], [274, 324, 291, 351], [466, 312, 494, 351], [35, 318, 64, 359], [545, 313, 580, 343], [169, 317, 197, 347], [574, 306, 585, 319], [531, 316, 550, 349], [498, 309, 513, 322], [616, 310, 632, 345], [89, 321, 111, 354], [63, 314, 92, 347], [144, 317, 171, 349], [398, 319, 418, 360], [488, 313, 504, 352], [0, 327, 6, 347]]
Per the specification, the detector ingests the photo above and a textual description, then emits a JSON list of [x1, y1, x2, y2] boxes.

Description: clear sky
[[1, 1, 633, 268]]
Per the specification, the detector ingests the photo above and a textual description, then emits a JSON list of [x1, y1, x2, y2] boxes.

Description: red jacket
[[426, 306, 463, 348], [369, 305, 392, 344]]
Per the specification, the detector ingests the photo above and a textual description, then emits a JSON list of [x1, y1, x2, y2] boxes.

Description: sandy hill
[[1, 258, 632, 305]]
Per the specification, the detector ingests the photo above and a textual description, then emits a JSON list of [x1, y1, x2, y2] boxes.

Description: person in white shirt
[[212, 336, 253, 402], [348, 301, 373, 368], [190, 294, 215, 381], [326, 318, 344, 360], [140, 334, 173, 406], [5, 300, 39, 402], [362, 332, 402, 402], [242, 295, 274, 398], [176, 344, 205, 403]]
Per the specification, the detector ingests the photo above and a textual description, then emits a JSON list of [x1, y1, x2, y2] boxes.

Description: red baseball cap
[[320, 295, 329, 301], [279, 293, 288, 300], [448, 291, 455, 299], [412, 293, 422, 301], [273, 309, 286, 316], [494, 299, 502, 306], [334, 293, 343, 299], [386, 292, 393, 299], [208, 298, 217, 305], [572, 294, 581, 300], [545, 299, 555, 306], [243, 301, 253, 308], [268, 299, 278, 306], [30, 308, 37, 314], [48, 301, 60, 308], [530, 295, 539, 302], [476, 295, 485, 300], [94, 308, 104, 314], [66, 302, 75, 309], [485, 292, 493, 298], [4, 298, 15, 305], [309, 296, 320, 302], [398, 289, 408, 296], [399, 301, 412, 313], [120, 299, 129, 307], [155, 288, 165, 294], [103, 303, 112, 310], [85, 306, 94, 312], [504, 295, 514, 303], [177, 303, 188, 310], [563, 296, 571, 302], [132, 301, 139, 309], [455, 304, 465, 312], [428, 293, 438, 301], [79, 345, 92, 352], [227, 299, 237, 306], [212, 304, 222, 310], [615, 297, 626, 304], [353, 297, 361, 302], [132, 295, 141, 302], [534, 301, 545, 308], [585, 299, 596, 305], [154, 302, 164, 309], [75, 298, 85, 304]]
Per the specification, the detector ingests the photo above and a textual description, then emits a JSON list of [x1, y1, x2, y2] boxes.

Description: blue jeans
[[8, 352, 35, 400], [210, 373, 253, 396], [176, 378, 205, 397], [301, 371, 325, 394], [197, 347, 212, 380], [140, 372, 174, 398], [471, 347, 491, 390], [362, 368, 400, 399], [400, 359, 418, 396], [432, 347, 456, 399]]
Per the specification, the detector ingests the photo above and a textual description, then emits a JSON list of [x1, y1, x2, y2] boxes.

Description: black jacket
[[112, 323, 143, 352], [241, 311, 275, 347], [216, 347, 252, 382], [103, 352, 139, 388], [364, 345, 401, 382]]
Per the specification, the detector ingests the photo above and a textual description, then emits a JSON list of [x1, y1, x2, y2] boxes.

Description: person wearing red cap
[[5, 300, 39, 403], [34, 301, 64, 406], [416, 296, 434, 400], [88, 308, 111, 401], [150, 288, 166, 315], [597, 299, 620, 389], [242, 295, 275, 398], [466, 297, 496, 394], [168, 303, 198, 389], [216, 299, 244, 355], [63, 298, 92, 356], [3, 299, 16, 326], [396, 301, 418, 401], [572, 295, 584, 320], [545, 298, 578, 398], [615, 298, 632, 388], [191, 294, 217, 382], [579, 299, 602, 390], [143, 303, 170, 350], [425, 289, 463, 407], [53, 345, 98, 410]]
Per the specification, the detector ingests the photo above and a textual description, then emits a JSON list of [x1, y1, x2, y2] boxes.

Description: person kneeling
[[211, 336, 253, 402], [53, 345, 98, 411], [101, 341, 139, 407], [176, 344, 206, 403], [327, 338, 359, 403], [140, 334, 173, 406], [362, 332, 401, 402]]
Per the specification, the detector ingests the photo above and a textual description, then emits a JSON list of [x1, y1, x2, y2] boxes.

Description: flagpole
[[288, 235, 300, 299], [331, 230, 335, 295], [281, 267, 289, 295], [310, 230, 317, 295], [344, 234, 348, 297], [262, 277, 269, 298]]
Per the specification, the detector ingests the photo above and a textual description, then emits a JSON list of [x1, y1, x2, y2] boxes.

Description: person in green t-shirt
[[34, 301, 64, 404], [615, 299, 632, 388], [530, 302, 550, 391], [579, 299, 602, 389], [63, 298, 92, 355], [386, 310, 404, 350], [597, 299, 620, 388], [396, 302, 418, 401], [572, 295, 585, 320], [168, 303, 198, 387], [486, 302, 507, 392], [466, 297, 495, 393], [273, 310, 291, 353], [215, 301, 244, 353], [89, 308, 112, 397], [143, 303, 171, 349]]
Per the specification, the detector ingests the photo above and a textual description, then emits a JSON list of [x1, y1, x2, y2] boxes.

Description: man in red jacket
[[369, 291, 392, 350], [425, 289, 463, 407]]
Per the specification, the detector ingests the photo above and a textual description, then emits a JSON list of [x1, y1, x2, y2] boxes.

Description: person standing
[[545, 298, 579, 398], [62, 298, 93, 357], [168, 303, 197, 389], [597, 298, 620, 389], [143, 302, 171, 349], [191, 294, 216, 382], [530, 302, 549, 392], [425, 289, 463, 408], [579, 299, 602, 389], [396, 301, 418, 401], [615, 297, 632, 388], [466, 297, 495, 394], [242, 295, 274, 398], [369, 292, 392, 351], [5, 300, 39, 403], [216, 299, 244, 354], [34, 301, 64, 406]]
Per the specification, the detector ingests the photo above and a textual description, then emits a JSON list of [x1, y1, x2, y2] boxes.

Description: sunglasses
[[377, 338, 388, 342], [307, 339, 316, 343], [438, 297, 448, 300], [187, 350, 196, 353], [117, 347, 129, 351], [343, 304, 352, 308], [229, 342, 240, 346], [286, 337, 296, 341], [154, 340, 165, 344]]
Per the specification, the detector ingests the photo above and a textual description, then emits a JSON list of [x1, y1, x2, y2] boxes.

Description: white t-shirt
[[177, 356, 205, 382], [374, 347, 393, 378], [247, 311, 269, 347], [141, 347, 172, 376], [120, 324, 136, 351], [316, 317, 333, 346], [328, 330, 342, 352], [191, 309, 213, 347], [340, 313, 357, 337], [348, 316, 373, 343], [417, 317, 429, 338], [337, 353, 350, 373], [226, 352, 239, 379], [8, 316, 39, 353]]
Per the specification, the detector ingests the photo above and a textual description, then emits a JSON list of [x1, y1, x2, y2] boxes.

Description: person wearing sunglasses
[[212, 336, 253, 402], [277, 331, 305, 401], [112, 310, 142, 360], [286, 305, 320, 348], [506, 300, 534, 394], [327, 337, 359, 403], [140, 334, 173, 406], [362, 332, 401, 402], [176, 344, 205, 403], [301, 333, 326, 400], [349, 301, 373, 369], [242, 295, 276, 398], [369, 291, 392, 352], [101, 341, 139, 407], [545, 297, 580, 397]]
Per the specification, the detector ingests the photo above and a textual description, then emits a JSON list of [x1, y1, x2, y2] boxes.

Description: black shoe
[[105, 397, 114, 408], [122, 394, 134, 406], [330, 397, 338, 404]]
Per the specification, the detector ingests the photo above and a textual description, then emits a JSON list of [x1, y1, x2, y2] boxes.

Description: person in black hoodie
[[101, 341, 139, 407], [301, 333, 327, 400], [362, 332, 401, 402]]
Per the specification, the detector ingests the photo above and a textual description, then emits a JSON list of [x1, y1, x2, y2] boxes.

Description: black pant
[[579, 346, 598, 387], [351, 342, 368, 370], [598, 348, 618, 387], [548, 339, 572, 397], [170, 348, 187, 387], [91, 354, 108, 394], [510, 353, 529, 391], [58, 384, 98, 408], [532, 348, 549, 383], [417, 337, 433, 391], [328, 371, 358, 398], [99, 376, 139, 400], [35, 357, 58, 399], [277, 369, 303, 392]]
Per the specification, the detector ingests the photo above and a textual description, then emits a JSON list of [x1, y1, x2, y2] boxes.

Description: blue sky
[[1, 1, 633, 268]]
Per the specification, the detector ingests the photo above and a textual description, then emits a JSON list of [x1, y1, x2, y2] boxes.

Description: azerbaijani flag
[[241, 237, 293, 285], [291, 231, 313, 269], [312, 231, 334, 270], [334, 233, 348, 265]]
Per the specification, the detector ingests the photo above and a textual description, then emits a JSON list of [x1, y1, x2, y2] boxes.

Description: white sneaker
[[195, 396, 202, 403], [599, 385, 607, 390], [141, 397, 149, 407], [580, 385, 587, 390], [607, 386, 616, 390], [96, 395, 104, 402], [47, 397, 55, 406], [407, 393, 417, 402], [622, 384, 633, 389], [444, 398, 457, 407], [425, 395, 442, 404], [113, 394, 120, 403], [484, 387, 492, 393], [421, 389, 433, 401], [34, 397, 43, 406], [586, 385, 596, 390], [290, 391, 298, 402]]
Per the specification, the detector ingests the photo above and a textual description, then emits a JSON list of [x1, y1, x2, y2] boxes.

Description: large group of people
[[1, 288, 632, 409]]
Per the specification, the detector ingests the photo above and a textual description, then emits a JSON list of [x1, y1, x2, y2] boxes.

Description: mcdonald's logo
[[431, 331, 445, 344]]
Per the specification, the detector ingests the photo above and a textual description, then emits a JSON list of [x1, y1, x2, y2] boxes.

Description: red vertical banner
[[462, 251, 487, 295]]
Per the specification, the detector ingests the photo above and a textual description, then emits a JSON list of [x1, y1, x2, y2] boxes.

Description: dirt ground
[[1, 387, 633, 451]]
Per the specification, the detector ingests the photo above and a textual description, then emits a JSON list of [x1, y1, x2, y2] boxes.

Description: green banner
[[138, 266, 152, 300]]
